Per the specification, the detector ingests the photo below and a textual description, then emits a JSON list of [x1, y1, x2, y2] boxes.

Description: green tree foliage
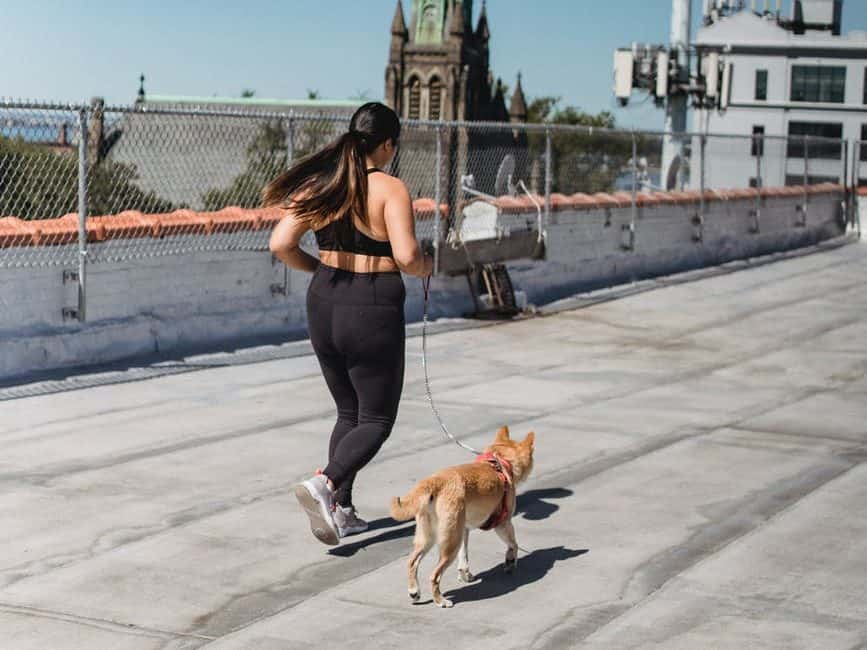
[[201, 117, 341, 210], [0, 135, 175, 220], [522, 96, 658, 194], [202, 119, 287, 210]]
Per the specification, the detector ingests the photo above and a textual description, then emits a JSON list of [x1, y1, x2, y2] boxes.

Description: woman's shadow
[[329, 486, 574, 558]]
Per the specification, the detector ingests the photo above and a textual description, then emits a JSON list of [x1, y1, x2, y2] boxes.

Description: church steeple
[[475, 0, 489, 42], [449, 0, 466, 38], [509, 72, 527, 123], [391, 0, 408, 37]]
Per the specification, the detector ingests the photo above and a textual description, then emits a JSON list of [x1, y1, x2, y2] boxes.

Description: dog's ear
[[495, 425, 510, 441], [523, 431, 535, 450]]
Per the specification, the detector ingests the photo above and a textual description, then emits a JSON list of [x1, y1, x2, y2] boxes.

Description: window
[[861, 124, 867, 162], [790, 65, 846, 103], [863, 67, 867, 104], [408, 78, 421, 120], [429, 77, 442, 120], [751, 125, 765, 156], [785, 174, 840, 186], [786, 121, 842, 159], [755, 69, 768, 100]]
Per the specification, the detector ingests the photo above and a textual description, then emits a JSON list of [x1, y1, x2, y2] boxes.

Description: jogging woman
[[265, 102, 433, 546]]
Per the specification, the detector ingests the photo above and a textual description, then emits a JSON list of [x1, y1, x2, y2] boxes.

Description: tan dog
[[390, 426, 535, 607]]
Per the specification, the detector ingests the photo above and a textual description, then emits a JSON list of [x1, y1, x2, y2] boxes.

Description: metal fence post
[[286, 114, 295, 166], [841, 138, 849, 231], [76, 107, 88, 322], [752, 131, 763, 233], [629, 131, 637, 250], [853, 140, 862, 237], [694, 133, 706, 242], [544, 124, 552, 227], [800, 136, 809, 227], [856, 141, 863, 237], [433, 123, 442, 276]]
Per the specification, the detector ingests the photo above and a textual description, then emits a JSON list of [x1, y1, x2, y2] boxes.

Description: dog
[[389, 425, 535, 607]]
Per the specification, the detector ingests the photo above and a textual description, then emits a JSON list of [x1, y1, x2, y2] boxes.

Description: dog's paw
[[504, 558, 517, 574], [436, 597, 454, 608], [458, 569, 474, 583], [408, 589, 420, 602]]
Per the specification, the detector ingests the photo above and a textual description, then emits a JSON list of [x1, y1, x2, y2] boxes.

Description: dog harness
[[475, 452, 515, 531]]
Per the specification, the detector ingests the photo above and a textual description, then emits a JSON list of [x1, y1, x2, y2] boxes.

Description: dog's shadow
[[515, 487, 573, 521], [445, 546, 588, 604]]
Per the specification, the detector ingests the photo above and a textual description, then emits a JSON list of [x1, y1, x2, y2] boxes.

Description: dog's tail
[[390, 478, 440, 521]]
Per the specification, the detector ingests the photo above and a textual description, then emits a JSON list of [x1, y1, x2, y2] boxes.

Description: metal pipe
[[699, 134, 707, 224], [544, 125, 552, 228], [802, 135, 809, 226], [631, 131, 638, 245], [434, 124, 442, 275], [753, 132, 763, 232], [76, 108, 88, 322], [285, 115, 295, 166]]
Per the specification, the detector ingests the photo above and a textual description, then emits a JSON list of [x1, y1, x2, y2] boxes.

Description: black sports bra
[[313, 169, 394, 258]]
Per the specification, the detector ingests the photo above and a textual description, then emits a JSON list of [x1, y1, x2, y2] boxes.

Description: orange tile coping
[[0, 185, 846, 249]]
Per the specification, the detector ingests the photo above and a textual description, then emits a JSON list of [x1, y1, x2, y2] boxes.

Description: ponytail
[[261, 131, 368, 230], [261, 102, 401, 231]]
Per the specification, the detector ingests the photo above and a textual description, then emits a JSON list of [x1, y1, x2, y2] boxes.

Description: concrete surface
[[1, 239, 865, 649]]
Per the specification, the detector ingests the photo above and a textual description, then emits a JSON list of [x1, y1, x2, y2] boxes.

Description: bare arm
[[268, 212, 320, 273], [383, 181, 433, 278]]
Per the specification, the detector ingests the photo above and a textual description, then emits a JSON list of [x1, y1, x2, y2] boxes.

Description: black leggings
[[306, 264, 406, 507]]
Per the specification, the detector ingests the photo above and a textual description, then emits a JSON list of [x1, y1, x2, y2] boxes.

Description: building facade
[[385, 0, 529, 204], [385, 0, 523, 123], [693, 0, 867, 188]]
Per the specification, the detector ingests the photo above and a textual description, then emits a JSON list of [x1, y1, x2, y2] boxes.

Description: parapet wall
[[0, 184, 848, 382]]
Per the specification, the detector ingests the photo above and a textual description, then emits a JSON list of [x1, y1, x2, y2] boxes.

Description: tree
[[0, 135, 175, 220], [241, 89, 256, 98], [202, 120, 288, 210], [521, 95, 654, 194]]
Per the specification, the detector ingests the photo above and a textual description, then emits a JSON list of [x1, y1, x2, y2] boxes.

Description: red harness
[[475, 452, 515, 530]]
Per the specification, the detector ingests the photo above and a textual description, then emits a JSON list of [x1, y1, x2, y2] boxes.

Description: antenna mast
[[662, 0, 691, 190]]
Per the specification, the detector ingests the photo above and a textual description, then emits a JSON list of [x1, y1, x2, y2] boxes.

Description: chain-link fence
[[1, 99, 856, 318]]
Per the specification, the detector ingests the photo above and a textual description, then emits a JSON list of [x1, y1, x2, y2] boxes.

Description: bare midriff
[[318, 250, 400, 274]]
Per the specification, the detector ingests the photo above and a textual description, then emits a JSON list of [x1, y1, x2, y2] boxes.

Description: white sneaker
[[294, 474, 339, 546], [333, 505, 369, 538]]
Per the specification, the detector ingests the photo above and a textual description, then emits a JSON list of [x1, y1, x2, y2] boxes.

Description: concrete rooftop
[[1, 239, 866, 649]]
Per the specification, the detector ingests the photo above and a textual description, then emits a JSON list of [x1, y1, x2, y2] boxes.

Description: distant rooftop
[[695, 9, 867, 49], [143, 95, 366, 109]]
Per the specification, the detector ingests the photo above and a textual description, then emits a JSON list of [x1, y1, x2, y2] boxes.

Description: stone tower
[[385, 0, 499, 121]]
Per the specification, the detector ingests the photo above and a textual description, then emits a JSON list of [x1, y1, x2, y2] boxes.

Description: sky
[[1, 0, 866, 129]]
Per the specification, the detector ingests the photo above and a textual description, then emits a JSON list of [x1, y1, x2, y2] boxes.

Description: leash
[[421, 275, 532, 557], [421, 275, 483, 456]]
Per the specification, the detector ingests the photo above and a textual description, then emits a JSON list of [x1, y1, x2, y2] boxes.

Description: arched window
[[408, 77, 421, 119], [429, 77, 443, 120]]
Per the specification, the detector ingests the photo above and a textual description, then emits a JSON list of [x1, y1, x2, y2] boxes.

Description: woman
[[265, 102, 433, 546]]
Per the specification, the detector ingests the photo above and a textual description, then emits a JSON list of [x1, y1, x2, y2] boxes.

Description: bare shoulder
[[369, 172, 410, 201]]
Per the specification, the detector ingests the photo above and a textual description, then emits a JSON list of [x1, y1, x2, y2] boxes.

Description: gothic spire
[[450, 0, 466, 36], [476, 0, 490, 41], [509, 72, 527, 121], [391, 0, 407, 37]]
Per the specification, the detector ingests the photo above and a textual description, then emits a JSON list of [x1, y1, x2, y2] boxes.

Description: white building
[[692, 0, 866, 189]]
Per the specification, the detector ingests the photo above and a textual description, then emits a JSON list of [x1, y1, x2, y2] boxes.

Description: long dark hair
[[261, 102, 401, 231]]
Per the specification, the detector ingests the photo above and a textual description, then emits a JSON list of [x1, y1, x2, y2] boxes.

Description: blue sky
[[1, 0, 866, 128]]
